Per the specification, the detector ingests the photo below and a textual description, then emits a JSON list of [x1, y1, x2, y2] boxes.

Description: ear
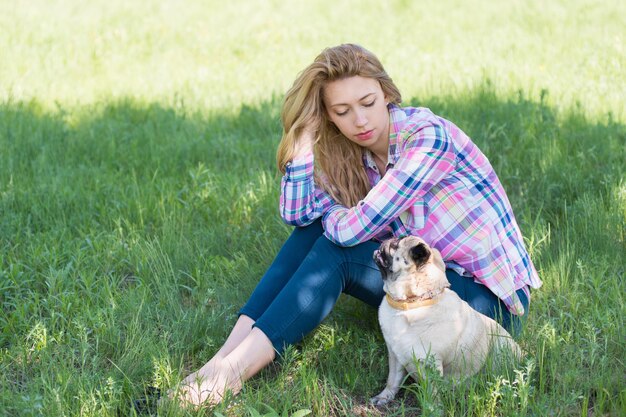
[[431, 247, 446, 272], [373, 249, 387, 270], [410, 243, 430, 266]]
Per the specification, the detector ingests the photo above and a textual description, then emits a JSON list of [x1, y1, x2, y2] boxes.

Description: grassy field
[[1, 0, 625, 416]]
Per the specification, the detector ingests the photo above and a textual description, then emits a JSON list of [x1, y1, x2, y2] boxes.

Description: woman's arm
[[279, 129, 336, 226], [279, 154, 336, 226], [322, 121, 456, 246]]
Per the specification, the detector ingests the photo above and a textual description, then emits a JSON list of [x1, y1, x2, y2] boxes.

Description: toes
[[169, 382, 222, 408], [180, 372, 199, 385], [369, 396, 390, 406]]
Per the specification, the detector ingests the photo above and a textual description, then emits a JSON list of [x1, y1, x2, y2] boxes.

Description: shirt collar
[[388, 103, 409, 165], [363, 103, 406, 169]]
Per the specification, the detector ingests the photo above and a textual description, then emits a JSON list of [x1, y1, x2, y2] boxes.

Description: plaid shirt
[[280, 104, 542, 315]]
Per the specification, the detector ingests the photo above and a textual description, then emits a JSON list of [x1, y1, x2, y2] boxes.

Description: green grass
[[1, 1, 625, 416]]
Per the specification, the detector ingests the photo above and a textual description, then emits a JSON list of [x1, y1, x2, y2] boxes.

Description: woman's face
[[323, 76, 390, 153]]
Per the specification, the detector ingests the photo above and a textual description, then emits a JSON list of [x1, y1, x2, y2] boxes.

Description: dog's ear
[[431, 247, 446, 272], [373, 249, 388, 270], [410, 243, 430, 266]]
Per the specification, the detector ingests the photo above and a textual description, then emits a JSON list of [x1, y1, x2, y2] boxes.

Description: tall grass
[[1, 1, 625, 416]]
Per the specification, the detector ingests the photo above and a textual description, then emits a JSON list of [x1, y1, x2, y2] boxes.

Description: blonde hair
[[277, 44, 402, 208]]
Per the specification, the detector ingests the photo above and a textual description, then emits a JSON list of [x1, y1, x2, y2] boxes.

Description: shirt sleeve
[[322, 121, 457, 246], [279, 153, 336, 226]]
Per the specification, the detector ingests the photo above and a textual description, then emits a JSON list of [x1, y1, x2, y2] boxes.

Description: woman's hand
[[293, 124, 316, 158]]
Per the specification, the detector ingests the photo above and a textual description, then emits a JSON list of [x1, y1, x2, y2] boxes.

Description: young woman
[[173, 43, 542, 407]]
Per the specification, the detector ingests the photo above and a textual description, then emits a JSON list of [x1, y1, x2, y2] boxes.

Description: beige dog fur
[[370, 236, 521, 406]]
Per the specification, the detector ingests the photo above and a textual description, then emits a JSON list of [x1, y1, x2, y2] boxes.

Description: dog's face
[[373, 236, 448, 301]]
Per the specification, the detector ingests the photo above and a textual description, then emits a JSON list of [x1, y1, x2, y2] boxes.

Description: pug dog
[[370, 236, 521, 406]]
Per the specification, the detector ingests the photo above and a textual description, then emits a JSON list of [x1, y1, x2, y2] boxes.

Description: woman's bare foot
[[174, 359, 242, 407], [167, 327, 275, 408]]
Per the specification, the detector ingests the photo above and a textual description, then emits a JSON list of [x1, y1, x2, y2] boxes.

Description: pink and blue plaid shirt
[[280, 104, 542, 315]]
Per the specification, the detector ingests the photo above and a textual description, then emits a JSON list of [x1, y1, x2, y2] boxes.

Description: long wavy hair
[[276, 44, 402, 208]]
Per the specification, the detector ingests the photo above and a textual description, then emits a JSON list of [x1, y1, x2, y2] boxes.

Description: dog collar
[[385, 293, 442, 310]]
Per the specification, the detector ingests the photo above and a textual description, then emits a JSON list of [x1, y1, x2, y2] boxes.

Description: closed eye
[[333, 100, 375, 117]]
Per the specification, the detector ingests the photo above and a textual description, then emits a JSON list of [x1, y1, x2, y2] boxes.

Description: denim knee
[[239, 220, 325, 321], [251, 235, 383, 355]]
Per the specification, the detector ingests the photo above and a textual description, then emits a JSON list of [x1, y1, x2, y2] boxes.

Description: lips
[[355, 129, 374, 141]]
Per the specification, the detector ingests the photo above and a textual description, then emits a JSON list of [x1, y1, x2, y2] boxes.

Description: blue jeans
[[239, 219, 528, 354]]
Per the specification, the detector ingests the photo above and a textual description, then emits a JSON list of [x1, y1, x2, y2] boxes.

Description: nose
[[354, 109, 368, 127]]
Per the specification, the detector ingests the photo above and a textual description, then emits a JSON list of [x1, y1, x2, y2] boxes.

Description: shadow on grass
[[0, 81, 624, 415], [2, 84, 623, 238]]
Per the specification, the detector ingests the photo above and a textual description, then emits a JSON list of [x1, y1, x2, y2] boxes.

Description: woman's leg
[[445, 269, 529, 335], [177, 326, 275, 406], [252, 236, 384, 354], [178, 315, 255, 387], [239, 219, 326, 322], [176, 235, 384, 406], [175, 220, 325, 405]]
